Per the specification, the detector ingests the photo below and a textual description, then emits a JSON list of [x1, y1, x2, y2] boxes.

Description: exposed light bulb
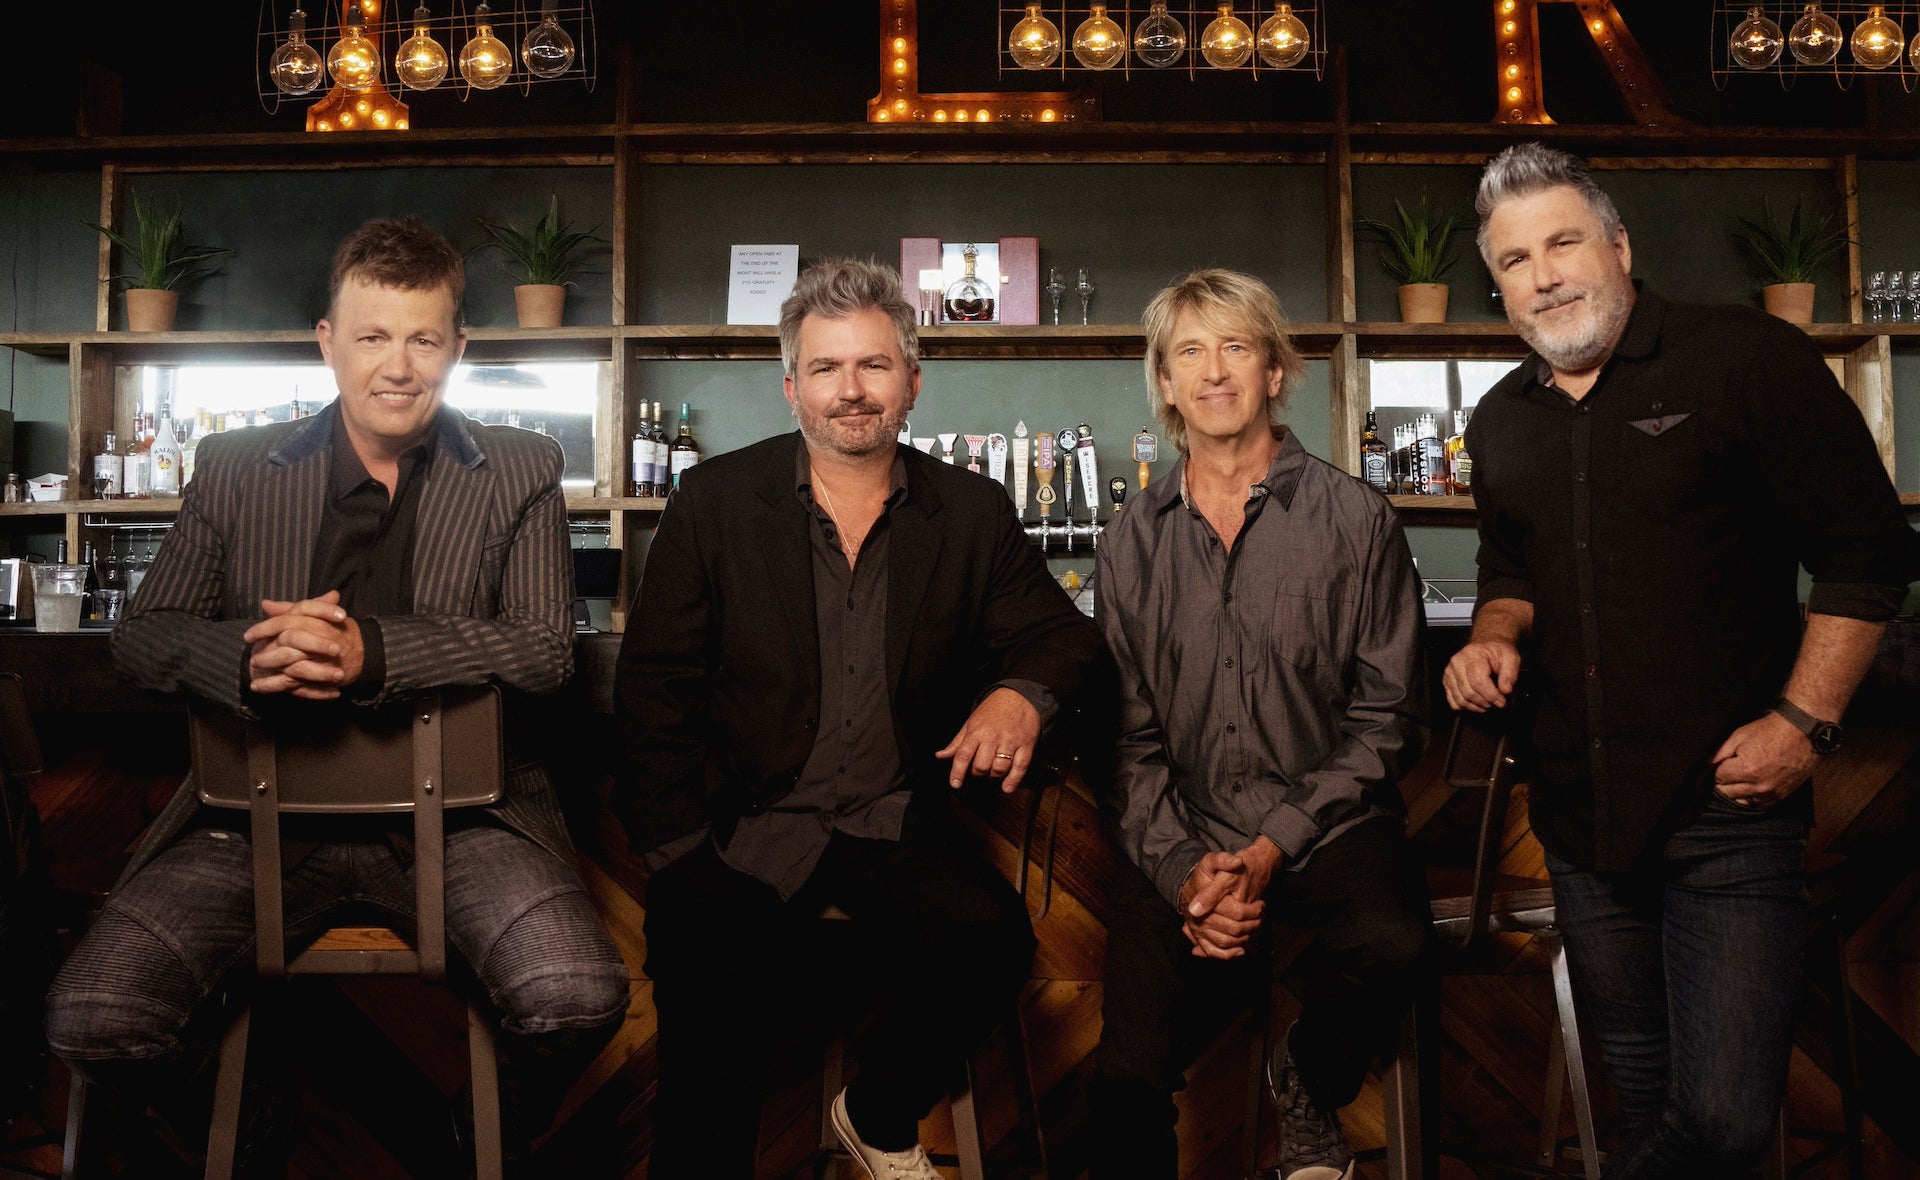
[[1256, 2, 1310, 69], [522, 2, 576, 79], [1072, 5, 1126, 71], [460, 2, 513, 89], [326, 4, 381, 92], [1852, 5, 1903, 69], [1132, 2, 1188, 68], [1789, 2, 1843, 65], [395, 4, 448, 90], [1200, 4, 1253, 70], [270, 6, 325, 95], [1008, 4, 1062, 70], [1730, 6, 1783, 69]]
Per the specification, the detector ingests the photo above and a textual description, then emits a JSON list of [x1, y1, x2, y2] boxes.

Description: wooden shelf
[[1, 496, 668, 518], [565, 495, 667, 511]]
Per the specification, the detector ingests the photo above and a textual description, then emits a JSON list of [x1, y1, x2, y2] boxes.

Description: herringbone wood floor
[[4, 697, 1916, 1179]]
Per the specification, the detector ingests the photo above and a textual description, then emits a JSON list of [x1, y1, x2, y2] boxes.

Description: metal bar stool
[[1377, 709, 1598, 1180], [189, 686, 509, 1180]]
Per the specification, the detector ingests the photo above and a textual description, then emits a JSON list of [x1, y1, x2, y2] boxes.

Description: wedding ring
[[993, 752, 1014, 760]]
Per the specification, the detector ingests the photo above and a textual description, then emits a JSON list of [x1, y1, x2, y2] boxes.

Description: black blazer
[[614, 433, 1108, 855]]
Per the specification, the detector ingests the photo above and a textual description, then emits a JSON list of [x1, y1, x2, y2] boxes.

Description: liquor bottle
[[1415, 414, 1446, 495], [149, 407, 182, 497], [81, 541, 100, 619], [633, 402, 655, 497], [94, 431, 123, 500], [1445, 409, 1470, 494], [942, 243, 997, 323], [122, 417, 150, 499], [649, 401, 670, 496], [1388, 424, 1409, 494], [180, 414, 201, 488], [1359, 410, 1389, 492], [669, 403, 701, 487]]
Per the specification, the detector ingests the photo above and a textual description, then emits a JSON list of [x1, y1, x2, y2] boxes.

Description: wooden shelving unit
[[2, 115, 1914, 628]]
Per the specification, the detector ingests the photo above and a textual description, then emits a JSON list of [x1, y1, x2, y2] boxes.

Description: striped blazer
[[111, 401, 578, 881]]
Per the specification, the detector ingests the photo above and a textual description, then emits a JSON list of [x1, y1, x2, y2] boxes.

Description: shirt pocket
[[1617, 411, 1723, 515], [1264, 578, 1354, 672]]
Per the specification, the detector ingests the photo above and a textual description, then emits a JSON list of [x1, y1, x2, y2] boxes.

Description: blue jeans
[[1547, 793, 1808, 1179], [45, 818, 629, 1136]]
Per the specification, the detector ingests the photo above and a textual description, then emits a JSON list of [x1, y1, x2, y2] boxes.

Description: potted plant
[[1359, 195, 1460, 324], [475, 196, 601, 328], [1734, 197, 1849, 325], [87, 191, 231, 332]]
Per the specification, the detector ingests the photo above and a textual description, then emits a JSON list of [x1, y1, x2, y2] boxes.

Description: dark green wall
[[636, 164, 1327, 326]]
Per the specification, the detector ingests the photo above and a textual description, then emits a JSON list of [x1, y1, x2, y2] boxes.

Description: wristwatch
[[1773, 697, 1843, 755]]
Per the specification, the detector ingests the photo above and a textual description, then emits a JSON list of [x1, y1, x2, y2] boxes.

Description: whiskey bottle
[[669, 403, 701, 487], [942, 243, 997, 323], [93, 432, 123, 500], [1415, 414, 1446, 495], [649, 401, 670, 496], [637, 424, 660, 498], [1445, 409, 1470, 494], [181, 415, 201, 489], [1359, 410, 1389, 492], [122, 416, 150, 499]]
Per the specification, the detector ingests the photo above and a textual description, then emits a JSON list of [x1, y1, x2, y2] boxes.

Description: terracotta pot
[[513, 284, 567, 329], [124, 289, 180, 332], [1761, 282, 1815, 325], [1396, 282, 1449, 324]]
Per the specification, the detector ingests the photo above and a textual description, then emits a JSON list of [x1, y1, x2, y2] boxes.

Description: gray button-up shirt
[[1094, 428, 1427, 908]]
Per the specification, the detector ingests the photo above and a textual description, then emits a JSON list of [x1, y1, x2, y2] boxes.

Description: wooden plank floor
[[3, 703, 1916, 1179]]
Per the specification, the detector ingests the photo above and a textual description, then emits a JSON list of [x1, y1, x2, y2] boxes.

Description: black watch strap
[[1774, 697, 1842, 754]]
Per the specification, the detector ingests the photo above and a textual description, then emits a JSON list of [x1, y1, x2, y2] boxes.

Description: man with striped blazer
[[45, 218, 629, 1167]]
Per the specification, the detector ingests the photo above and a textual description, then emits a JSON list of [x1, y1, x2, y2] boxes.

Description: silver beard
[[1517, 279, 1633, 373]]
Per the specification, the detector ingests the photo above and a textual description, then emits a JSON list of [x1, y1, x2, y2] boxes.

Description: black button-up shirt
[[1470, 288, 1919, 871]]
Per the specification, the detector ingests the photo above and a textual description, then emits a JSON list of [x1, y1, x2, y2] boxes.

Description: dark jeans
[[641, 793, 1035, 1178], [1547, 794, 1809, 1179], [1089, 816, 1434, 1178], [45, 820, 630, 1139]]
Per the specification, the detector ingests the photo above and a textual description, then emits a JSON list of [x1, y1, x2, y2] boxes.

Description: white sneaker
[[829, 1087, 941, 1180]]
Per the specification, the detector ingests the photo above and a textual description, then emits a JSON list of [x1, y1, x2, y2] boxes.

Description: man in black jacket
[[616, 258, 1107, 1178]]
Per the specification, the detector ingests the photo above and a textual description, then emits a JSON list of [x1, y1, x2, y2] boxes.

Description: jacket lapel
[[413, 426, 490, 615]]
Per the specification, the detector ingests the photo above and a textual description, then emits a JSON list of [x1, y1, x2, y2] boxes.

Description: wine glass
[[1076, 268, 1095, 325], [1905, 271, 1920, 322], [1044, 268, 1067, 326], [1865, 270, 1887, 322], [1888, 271, 1907, 323]]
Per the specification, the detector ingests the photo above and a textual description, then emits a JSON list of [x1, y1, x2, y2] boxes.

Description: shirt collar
[[794, 443, 910, 515], [326, 409, 430, 501], [1163, 426, 1305, 515]]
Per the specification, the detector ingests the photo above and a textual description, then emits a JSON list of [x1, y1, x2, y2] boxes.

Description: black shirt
[[309, 411, 433, 690], [1469, 288, 1919, 871]]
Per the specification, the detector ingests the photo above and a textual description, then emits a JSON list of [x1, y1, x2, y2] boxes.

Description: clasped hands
[[1178, 836, 1284, 960], [243, 591, 365, 700]]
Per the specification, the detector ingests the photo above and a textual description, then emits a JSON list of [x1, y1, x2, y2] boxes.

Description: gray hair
[[1474, 142, 1624, 267], [1141, 268, 1304, 453], [777, 258, 920, 378]]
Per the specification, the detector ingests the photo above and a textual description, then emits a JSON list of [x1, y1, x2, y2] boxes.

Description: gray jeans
[[45, 818, 629, 1134]]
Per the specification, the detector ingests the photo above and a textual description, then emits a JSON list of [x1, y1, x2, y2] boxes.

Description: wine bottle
[[669, 403, 701, 487]]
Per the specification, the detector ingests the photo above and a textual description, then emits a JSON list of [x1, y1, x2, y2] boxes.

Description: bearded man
[[1446, 144, 1918, 1178], [614, 257, 1108, 1178]]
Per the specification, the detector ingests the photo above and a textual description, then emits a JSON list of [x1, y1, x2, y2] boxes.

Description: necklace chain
[[813, 477, 859, 558]]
